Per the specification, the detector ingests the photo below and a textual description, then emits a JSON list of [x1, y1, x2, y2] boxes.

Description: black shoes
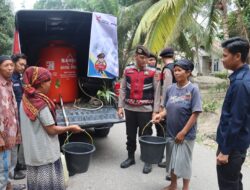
[[120, 158, 135, 168], [166, 174, 171, 181], [13, 171, 26, 180], [158, 161, 167, 168], [142, 163, 152, 174]]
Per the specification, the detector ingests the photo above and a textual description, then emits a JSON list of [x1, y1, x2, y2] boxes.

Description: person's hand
[[175, 131, 186, 144], [117, 107, 124, 118], [217, 152, 229, 165], [69, 125, 84, 133], [152, 112, 157, 119], [152, 113, 161, 123]]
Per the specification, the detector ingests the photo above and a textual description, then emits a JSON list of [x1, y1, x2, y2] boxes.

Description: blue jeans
[[216, 148, 246, 190], [0, 149, 11, 190]]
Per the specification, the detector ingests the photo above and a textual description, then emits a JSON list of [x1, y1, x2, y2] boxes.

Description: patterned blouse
[[0, 74, 21, 150]]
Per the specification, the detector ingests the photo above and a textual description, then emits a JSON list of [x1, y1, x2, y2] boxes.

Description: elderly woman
[[20, 66, 83, 190], [153, 59, 202, 190]]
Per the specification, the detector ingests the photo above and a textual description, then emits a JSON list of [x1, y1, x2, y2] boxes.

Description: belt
[[125, 99, 154, 106]]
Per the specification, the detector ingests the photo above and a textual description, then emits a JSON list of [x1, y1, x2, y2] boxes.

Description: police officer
[[158, 48, 176, 178], [147, 53, 158, 68], [147, 52, 165, 137], [118, 45, 161, 174], [160, 47, 176, 108]]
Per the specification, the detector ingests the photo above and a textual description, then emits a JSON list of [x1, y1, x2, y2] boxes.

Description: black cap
[[159, 47, 174, 57], [135, 45, 149, 57], [0, 55, 11, 64], [148, 52, 157, 60], [174, 59, 194, 71], [97, 53, 105, 58]]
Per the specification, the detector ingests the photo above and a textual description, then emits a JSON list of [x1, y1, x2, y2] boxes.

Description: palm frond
[[205, 0, 220, 48]]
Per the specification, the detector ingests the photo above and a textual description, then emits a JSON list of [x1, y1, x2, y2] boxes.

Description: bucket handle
[[60, 95, 94, 145], [64, 130, 94, 145], [141, 120, 165, 138]]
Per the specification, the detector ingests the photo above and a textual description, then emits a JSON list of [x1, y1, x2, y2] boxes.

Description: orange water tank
[[39, 41, 78, 103]]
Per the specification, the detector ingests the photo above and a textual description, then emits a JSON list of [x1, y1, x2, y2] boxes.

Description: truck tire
[[94, 128, 110, 137]]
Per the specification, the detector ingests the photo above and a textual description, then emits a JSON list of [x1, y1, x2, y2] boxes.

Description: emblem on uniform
[[144, 71, 149, 75]]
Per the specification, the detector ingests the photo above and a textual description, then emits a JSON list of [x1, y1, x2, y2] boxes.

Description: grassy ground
[[196, 81, 250, 167]]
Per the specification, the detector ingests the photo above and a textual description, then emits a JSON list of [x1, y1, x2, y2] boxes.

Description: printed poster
[[87, 12, 118, 79]]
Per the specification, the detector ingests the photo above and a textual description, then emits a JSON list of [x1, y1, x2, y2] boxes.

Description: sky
[[12, 0, 36, 12]]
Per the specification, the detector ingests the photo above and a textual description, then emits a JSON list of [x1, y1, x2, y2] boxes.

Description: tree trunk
[[221, 0, 229, 40]]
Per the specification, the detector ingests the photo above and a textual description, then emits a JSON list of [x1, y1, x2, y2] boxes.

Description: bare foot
[[161, 185, 178, 190]]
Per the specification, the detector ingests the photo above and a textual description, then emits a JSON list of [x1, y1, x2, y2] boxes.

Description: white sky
[[12, 0, 36, 12]]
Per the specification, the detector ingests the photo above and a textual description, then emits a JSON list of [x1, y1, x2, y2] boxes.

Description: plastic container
[[139, 135, 167, 164], [39, 41, 78, 103], [62, 142, 95, 176]]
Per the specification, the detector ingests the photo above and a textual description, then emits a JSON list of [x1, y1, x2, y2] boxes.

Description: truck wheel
[[94, 128, 110, 137]]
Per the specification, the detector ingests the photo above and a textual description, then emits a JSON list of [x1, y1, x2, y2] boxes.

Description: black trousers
[[125, 110, 152, 158], [153, 120, 165, 137], [216, 148, 246, 190]]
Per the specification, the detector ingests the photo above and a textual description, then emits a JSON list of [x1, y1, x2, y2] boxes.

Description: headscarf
[[22, 66, 56, 121]]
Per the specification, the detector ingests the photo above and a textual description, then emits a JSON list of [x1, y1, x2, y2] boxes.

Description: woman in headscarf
[[153, 59, 202, 190], [19, 66, 83, 190]]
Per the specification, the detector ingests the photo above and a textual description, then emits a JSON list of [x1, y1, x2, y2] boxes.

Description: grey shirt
[[161, 68, 173, 107], [164, 82, 202, 140], [20, 103, 60, 166]]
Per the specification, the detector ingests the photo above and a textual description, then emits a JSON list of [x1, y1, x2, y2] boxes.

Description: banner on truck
[[87, 12, 118, 79]]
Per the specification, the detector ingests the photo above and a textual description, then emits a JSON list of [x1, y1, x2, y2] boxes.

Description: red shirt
[[0, 74, 21, 150]]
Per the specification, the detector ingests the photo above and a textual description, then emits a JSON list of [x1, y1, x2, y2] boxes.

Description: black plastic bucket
[[62, 142, 95, 176], [139, 135, 167, 164]]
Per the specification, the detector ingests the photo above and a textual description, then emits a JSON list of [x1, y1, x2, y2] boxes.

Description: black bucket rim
[[139, 135, 167, 145], [62, 142, 96, 155]]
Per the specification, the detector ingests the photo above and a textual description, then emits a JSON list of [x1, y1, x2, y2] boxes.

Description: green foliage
[[97, 84, 116, 105], [34, 0, 64, 9], [0, 0, 14, 55], [214, 71, 228, 79], [202, 99, 218, 113], [214, 81, 228, 92]]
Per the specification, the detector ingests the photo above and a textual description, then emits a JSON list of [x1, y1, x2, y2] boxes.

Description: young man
[[11, 53, 27, 180], [118, 45, 161, 174], [0, 55, 23, 190], [216, 37, 250, 190]]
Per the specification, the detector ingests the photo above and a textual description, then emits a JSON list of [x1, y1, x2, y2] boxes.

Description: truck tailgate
[[56, 105, 124, 127]]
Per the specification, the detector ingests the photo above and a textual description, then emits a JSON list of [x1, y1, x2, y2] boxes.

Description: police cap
[[148, 52, 157, 60], [174, 59, 194, 71], [135, 45, 150, 57], [159, 47, 174, 57]]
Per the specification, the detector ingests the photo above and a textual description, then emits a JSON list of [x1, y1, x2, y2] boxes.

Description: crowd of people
[[0, 36, 249, 190], [117, 37, 250, 190]]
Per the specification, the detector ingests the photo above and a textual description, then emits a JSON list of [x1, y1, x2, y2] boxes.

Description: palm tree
[[132, 0, 205, 54]]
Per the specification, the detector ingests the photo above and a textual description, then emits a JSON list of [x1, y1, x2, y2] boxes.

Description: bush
[[214, 71, 228, 79], [202, 100, 219, 113], [214, 81, 228, 92]]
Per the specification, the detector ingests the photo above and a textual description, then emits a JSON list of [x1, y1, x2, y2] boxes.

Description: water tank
[[39, 41, 78, 103]]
